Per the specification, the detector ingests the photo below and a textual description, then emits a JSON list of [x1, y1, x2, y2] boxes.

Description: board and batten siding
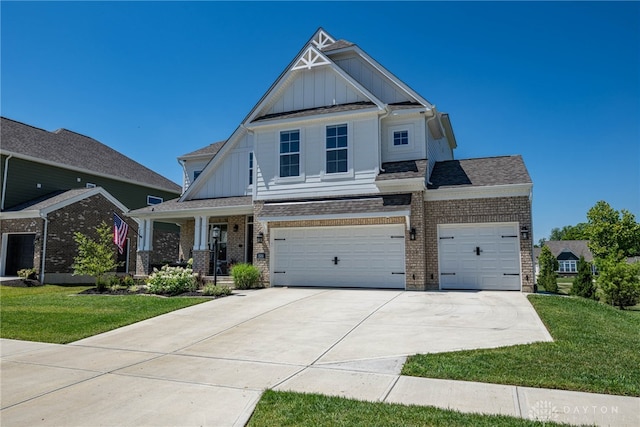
[[191, 133, 253, 199], [263, 67, 368, 116], [427, 135, 454, 178], [381, 115, 427, 163], [332, 53, 413, 105], [255, 116, 380, 200], [1, 157, 179, 211], [183, 158, 211, 191]]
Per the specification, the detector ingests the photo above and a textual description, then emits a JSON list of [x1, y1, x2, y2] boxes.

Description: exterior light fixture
[[256, 232, 264, 243], [520, 225, 529, 240], [233, 224, 239, 232], [410, 228, 417, 241]]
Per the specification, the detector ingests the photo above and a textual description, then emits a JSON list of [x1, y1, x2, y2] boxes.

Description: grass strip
[[402, 295, 640, 396], [247, 390, 567, 427], [0, 285, 207, 344]]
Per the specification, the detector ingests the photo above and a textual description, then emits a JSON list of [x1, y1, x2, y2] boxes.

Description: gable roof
[[428, 156, 532, 189], [178, 141, 226, 160], [535, 240, 594, 262], [1, 117, 181, 194], [1, 187, 128, 219]]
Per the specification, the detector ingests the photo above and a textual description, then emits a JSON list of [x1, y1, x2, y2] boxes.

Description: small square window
[[393, 130, 409, 146]]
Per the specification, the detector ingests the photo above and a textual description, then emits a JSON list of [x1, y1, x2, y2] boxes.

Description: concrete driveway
[[1, 288, 552, 426]]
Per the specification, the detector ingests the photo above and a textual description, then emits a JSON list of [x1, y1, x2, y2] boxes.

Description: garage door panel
[[438, 223, 521, 291], [272, 225, 405, 289]]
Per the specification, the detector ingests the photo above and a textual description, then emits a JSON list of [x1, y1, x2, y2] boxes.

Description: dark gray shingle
[[428, 156, 531, 189]]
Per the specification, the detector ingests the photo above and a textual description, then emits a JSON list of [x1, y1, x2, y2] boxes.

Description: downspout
[[39, 214, 48, 284], [177, 159, 188, 193], [378, 107, 392, 173], [425, 108, 439, 186], [1, 154, 13, 210]]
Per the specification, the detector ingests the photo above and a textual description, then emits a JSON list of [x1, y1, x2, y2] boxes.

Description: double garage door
[[438, 223, 522, 291], [271, 224, 405, 289]]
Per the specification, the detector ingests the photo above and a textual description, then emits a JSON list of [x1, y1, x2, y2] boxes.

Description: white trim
[[388, 123, 415, 152], [275, 128, 305, 183], [147, 195, 164, 205], [246, 106, 381, 130], [376, 178, 426, 193], [129, 205, 254, 222], [321, 122, 354, 180], [424, 183, 533, 201], [259, 209, 411, 229]]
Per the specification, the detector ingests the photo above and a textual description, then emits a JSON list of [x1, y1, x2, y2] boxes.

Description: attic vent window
[[86, 183, 96, 188], [194, 170, 202, 181], [147, 195, 163, 206]]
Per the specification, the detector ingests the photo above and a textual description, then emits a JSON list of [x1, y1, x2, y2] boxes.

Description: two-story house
[[129, 28, 534, 292], [0, 117, 182, 283]]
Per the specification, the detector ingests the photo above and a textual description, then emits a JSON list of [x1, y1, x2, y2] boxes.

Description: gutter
[[1, 154, 13, 210]]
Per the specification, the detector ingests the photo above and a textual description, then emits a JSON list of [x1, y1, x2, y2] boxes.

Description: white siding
[[183, 159, 211, 191], [255, 116, 380, 200], [381, 115, 427, 163], [192, 134, 253, 198], [333, 54, 413, 104], [428, 133, 454, 178], [264, 67, 367, 116]]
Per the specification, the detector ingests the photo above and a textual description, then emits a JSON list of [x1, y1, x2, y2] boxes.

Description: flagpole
[[113, 212, 141, 238]]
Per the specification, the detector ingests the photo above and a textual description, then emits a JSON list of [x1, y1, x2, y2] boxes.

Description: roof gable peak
[[292, 45, 331, 71], [310, 28, 336, 50]]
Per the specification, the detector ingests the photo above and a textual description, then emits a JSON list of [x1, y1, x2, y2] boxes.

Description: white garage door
[[438, 223, 521, 291], [271, 224, 405, 289]]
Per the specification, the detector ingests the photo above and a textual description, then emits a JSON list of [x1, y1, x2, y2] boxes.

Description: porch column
[[135, 218, 153, 276], [192, 215, 210, 275]]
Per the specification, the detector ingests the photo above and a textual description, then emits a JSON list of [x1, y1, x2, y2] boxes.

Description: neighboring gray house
[[129, 28, 535, 292], [534, 240, 595, 276], [1, 117, 182, 283]]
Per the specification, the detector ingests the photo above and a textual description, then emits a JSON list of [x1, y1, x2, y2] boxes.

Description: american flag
[[113, 213, 129, 254]]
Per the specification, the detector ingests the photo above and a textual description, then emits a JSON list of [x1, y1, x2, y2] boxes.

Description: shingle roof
[[257, 194, 412, 218], [321, 39, 355, 52], [377, 160, 427, 181], [428, 155, 531, 189], [252, 102, 377, 122], [1, 117, 181, 193], [534, 240, 594, 263], [179, 141, 226, 159], [3, 188, 95, 212], [129, 195, 252, 214]]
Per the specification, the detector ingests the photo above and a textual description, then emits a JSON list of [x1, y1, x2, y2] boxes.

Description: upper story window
[[248, 152, 254, 185], [85, 182, 96, 188], [393, 130, 409, 146], [147, 195, 163, 205], [326, 124, 348, 174], [193, 170, 202, 181], [279, 130, 300, 178]]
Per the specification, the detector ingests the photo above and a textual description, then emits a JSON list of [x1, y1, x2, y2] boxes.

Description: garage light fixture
[[256, 232, 264, 243], [410, 227, 417, 241], [520, 225, 530, 240]]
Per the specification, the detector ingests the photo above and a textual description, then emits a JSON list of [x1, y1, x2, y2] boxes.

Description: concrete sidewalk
[[1, 288, 638, 426]]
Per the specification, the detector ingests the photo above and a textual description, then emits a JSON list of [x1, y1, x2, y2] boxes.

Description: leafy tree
[[597, 257, 640, 309], [537, 245, 559, 292], [549, 223, 589, 241], [570, 256, 596, 299], [586, 201, 640, 261], [73, 221, 119, 291]]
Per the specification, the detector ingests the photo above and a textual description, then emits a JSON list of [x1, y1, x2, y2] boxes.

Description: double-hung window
[[279, 130, 300, 178], [248, 152, 254, 185], [326, 124, 348, 174]]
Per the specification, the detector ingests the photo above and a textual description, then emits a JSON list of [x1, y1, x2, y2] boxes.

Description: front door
[[209, 224, 228, 275], [5, 234, 36, 276]]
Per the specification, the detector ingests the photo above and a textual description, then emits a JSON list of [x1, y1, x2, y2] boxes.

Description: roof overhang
[[424, 183, 533, 201], [247, 105, 382, 130], [376, 178, 425, 193], [127, 203, 253, 222]]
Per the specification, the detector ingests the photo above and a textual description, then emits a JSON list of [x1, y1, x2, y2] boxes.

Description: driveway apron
[[2, 288, 557, 426]]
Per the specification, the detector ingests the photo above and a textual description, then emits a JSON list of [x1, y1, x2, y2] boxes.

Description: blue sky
[[2, 1, 639, 242]]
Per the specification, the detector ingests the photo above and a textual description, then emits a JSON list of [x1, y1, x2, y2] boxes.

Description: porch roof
[[127, 196, 253, 220]]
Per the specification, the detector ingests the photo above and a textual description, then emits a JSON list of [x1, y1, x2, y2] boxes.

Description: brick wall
[[406, 191, 427, 290], [150, 229, 180, 264], [226, 215, 246, 264], [179, 219, 195, 261], [424, 196, 534, 292], [0, 218, 44, 276]]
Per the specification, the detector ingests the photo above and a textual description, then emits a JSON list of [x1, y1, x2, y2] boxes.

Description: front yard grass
[[0, 285, 207, 344], [402, 294, 640, 396], [247, 390, 566, 427]]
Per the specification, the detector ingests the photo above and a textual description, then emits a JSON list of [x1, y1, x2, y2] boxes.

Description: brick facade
[[150, 229, 180, 264], [424, 196, 534, 292], [0, 218, 44, 277]]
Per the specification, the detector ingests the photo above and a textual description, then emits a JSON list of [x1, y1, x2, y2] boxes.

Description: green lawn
[[0, 285, 207, 343], [247, 390, 566, 427], [403, 294, 640, 396]]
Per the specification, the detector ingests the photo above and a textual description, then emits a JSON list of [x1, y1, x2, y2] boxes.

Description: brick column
[[405, 191, 427, 291], [136, 251, 151, 276], [253, 202, 270, 286], [192, 250, 210, 277]]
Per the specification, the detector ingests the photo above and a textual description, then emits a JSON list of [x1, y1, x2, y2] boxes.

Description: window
[[393, 130, 409, 146], [279, 130, 300, 177], [248, 152, 254, 185], [558, 260, 577, 273], [85, 182, 96, 188], [193, 170, 202, 181], [147, 195, 163, 205], [326, 124, 348, 174]]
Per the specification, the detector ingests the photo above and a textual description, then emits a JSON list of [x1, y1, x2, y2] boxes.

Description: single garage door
[[271, 224, 405, 288], [438, 223, 521, 290]]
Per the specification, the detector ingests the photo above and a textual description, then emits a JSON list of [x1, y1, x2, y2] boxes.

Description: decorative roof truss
[[311, 29, 335, 49], [292, 46, 331, 70]]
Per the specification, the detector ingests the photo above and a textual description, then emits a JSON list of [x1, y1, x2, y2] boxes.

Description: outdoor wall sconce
[[520, 225, 530, 240], [233, 224, 239, 232], [409, 227, 417, 241], [256, 232, 264, 243]]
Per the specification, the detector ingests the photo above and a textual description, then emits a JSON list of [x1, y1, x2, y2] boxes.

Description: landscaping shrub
[[570, 256, 597, 299], [146, 265, 197, 296], [598, 257, 640, 309], [537, 245, 559, 292], [202, 284, 232, 297], [17, 268, 37, 280], [231, 263, 262, 289]]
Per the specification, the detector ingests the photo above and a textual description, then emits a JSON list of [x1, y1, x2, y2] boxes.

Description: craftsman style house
[[0, 117, 181, 283], [129, 29, 534, 291]]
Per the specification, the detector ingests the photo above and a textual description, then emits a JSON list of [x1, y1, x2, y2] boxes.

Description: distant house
[[128, 28, 535, 292], [534, 240, 595, 276], [0, 117, 182, 283]]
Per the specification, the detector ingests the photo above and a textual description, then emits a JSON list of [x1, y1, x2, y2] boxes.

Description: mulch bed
[[1, 279, 43, 287]]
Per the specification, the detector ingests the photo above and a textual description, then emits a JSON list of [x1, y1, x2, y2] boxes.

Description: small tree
[[570, 256, 596, 299], [73, 221, 119, 291], [597, 257, 640, 309], [537, 245, 559, 292]]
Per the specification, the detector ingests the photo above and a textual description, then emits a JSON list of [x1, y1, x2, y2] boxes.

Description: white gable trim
[[292, 46, 332, 70], [424, 183, 533, 201], [311, 29, 335, 49]]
